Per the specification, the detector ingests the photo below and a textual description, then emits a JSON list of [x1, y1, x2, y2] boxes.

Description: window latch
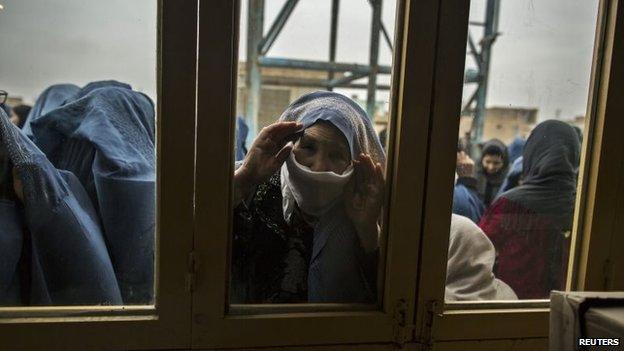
[[415, 299, 442, 350], [393, 298, 416, 347]]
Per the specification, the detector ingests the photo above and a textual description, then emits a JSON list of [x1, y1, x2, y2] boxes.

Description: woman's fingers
[[261, 121, 302, 142], [353, 158, 366, 194], [254, 121, 301, 154], [373, 162, 383, 184], [361, 154, 376, 185], [274, 141, 293, 166]]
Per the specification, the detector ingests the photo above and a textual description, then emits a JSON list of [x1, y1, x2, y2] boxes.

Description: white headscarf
[[278, 91, 385, 222], [445, 214, 518, 301], [276, 91, 385, 302]]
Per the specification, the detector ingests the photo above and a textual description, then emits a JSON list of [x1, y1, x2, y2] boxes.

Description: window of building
[[1, 0, 623, 349]]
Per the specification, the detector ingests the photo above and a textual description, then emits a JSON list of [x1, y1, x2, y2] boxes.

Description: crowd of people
[[0, 81, 155, 306], [452, 122, 581, 299], [0, 84, 581, 306]]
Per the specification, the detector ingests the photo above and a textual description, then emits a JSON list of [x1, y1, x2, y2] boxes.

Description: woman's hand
[[234, 121, 301, 205], [456, 151, 475, 178], [344, 154, 384, 253]]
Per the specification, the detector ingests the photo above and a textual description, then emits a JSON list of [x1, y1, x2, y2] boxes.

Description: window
[[1, 0, 623, 349], [192, 0, 436, 348], [0, 1, 195, 348], [413, 0, 624, 347], [0, 0, 159, 307], [449, 0, 599, 302]]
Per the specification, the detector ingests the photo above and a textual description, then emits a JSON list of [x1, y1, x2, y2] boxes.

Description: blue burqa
[[0, 108, 122, 305], [21, 84, 80, 140], [235, 116, 249, 161], [28, 81, 156, 304]]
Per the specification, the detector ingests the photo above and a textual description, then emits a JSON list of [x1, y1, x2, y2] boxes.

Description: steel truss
[[245, 0, 499, 142]]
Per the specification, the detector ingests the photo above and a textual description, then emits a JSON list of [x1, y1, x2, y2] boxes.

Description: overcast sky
[[0, 0, 599, 120]]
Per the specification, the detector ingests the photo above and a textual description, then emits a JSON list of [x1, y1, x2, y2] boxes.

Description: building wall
[[236, 62, 389, 136], [459, 107, 538, 145]]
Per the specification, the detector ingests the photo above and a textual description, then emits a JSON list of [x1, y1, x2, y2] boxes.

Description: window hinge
[[416, 300, 442, 351], [185, 251, 197, 292], [393, 299, 416, 348]]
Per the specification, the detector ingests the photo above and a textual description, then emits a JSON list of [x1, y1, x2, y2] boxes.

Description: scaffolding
[[244, 0, 500, 144]]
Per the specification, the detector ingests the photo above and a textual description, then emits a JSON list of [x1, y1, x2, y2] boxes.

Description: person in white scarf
[[232, 91, 385, 303], [446, 214, 517, 301]]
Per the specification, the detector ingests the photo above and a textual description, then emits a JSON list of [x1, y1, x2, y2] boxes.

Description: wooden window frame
[[411, 0, 624, 349], [0, 1, 197, 349], [191, 0, 447, 349], [2, 0, 620, 349]]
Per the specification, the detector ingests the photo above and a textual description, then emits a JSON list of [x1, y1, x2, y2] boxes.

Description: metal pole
[[328, 0, 340, 91], [258, 56, 391, 74], [258, 0, 299, 55], [366, 0, 392, 51], [246, 0, 264, 139], [471, 0, 499, 155], [367, 0, 382, 119]]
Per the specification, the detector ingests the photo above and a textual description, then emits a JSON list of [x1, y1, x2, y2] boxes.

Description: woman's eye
[[330, 153, 348, 163]]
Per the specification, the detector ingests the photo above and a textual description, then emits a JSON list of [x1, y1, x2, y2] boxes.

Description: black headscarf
[[476, 138, 509, 206], [11, 105, 31, 129], [504, 120, 580, 223], [500, 120, 581, 293]]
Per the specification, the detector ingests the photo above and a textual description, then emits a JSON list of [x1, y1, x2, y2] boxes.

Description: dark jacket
[[453, 176, 485, 223], [476, 139, 509, 206]]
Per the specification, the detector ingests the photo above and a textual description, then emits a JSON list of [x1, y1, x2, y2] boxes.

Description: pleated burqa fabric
[[30, 81, 156, 304], [0, 80, 155, 305], [0, 108, 122, 305]]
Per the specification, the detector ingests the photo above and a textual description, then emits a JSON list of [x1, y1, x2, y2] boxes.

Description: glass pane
[[0, 0, 157, 306], [229, 0, 397, 305], [446, 0, 598, 302]]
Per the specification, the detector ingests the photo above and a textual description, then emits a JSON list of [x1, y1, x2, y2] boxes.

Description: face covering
[[281, 153, 353, 218]]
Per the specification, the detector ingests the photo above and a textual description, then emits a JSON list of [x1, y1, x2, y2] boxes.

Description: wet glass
[[446, 0, 599, 302], [229, 0, 397, 305], [0, 0, 157, 306]]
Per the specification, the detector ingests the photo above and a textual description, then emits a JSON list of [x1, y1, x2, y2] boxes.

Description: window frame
[[411, 0, 624, 346], [191, 0, 446, 348], [0, 1, 197, 349]]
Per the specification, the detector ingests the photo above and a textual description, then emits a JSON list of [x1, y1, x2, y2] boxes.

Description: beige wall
[[460, 107, 538, 145]]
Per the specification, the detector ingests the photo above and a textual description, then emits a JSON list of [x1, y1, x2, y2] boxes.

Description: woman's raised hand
[[344, 153, 384, 252], [234, 121, 301, 204]]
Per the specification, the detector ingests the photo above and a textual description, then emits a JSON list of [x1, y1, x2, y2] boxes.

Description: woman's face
[[482, 154, 504, 174], [293, 121, 351, 174], [9, 111, 21, 127]]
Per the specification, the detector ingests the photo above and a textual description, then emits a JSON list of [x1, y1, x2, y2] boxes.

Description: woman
[[478, 120, 580, 299], [453, 151, 485, 223], [0, 108, 122, 306], [30, 81, 156, 304], [446, 214, 517, 301], [21, 83, 80, 140], [475, 139, 509, 207], [231, 91, 385, 304], [9, 104, 31, 129]]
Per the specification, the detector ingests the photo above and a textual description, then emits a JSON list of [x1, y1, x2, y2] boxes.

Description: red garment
[[478, 197, 569, 299]]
